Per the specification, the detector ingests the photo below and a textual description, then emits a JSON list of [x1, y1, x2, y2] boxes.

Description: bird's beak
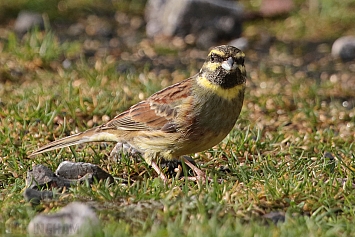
[[221, 57, 235, 71]]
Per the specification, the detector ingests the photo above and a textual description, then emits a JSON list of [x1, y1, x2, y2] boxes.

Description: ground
[[1, 0, 355, 236]]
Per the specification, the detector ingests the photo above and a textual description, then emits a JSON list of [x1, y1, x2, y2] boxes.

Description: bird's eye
[[211, 54, 216, 63], [210, 54, 217, 63]]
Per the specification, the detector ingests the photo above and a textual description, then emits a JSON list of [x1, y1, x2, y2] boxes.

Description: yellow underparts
[[197, 76, 245, 101]]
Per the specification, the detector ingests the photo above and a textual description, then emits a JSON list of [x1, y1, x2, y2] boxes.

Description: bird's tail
[[28, 127, 120, 158]]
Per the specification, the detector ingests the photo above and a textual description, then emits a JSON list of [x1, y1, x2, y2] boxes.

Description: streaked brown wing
[[101, 78, 193, 133]]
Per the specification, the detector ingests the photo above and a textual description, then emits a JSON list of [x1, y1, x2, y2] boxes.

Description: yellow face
[[206, 48, 245, 73], [197, 45, 246, 101]]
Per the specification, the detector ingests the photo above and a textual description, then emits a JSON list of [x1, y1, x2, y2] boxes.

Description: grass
[[244, 0, 355, 41], [1, 0, 355, 236]]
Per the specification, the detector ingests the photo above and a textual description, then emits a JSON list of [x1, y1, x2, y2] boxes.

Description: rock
[[145, 0, 244, 48], [14, 11, 44, 35], [263, 211, 286, 224], [323, 151, 335, 160], [67, 23, 85, 36], [23, 188, 54, 205], [26, 165, 73, 190], [218, 165, 231, 173], [323, 151, 336, 172], [28, 202, 101, 237], [25, 163, 114, 204], [26, 165, 55, 188], [55, 161, 114, 183], [25, 165, 75, 204], [331, 36, 355, 61], [145, 0, 166, 37]]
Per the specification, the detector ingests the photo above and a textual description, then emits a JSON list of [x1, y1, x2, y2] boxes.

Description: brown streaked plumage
[[29, 45, 246, 182]]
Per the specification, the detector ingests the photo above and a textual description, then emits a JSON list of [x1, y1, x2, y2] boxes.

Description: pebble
[[263, 211, 286, 224], [55, 161, 114, 182], [28, 202, 101, 237], [23, 189, 54, 205], [331, 36, 355, 61], [24, 163, 113, 204], [14, 11, 44, 35]]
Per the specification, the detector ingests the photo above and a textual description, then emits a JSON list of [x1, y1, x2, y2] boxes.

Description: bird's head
[[200, 45, 246, 89]]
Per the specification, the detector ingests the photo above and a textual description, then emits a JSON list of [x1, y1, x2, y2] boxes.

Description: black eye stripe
[[210, 54, 223, 63], [209, 53, 244, 65]]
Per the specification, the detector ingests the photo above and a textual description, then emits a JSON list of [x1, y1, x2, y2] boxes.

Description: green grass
[[244, 0, 355, 41], [1, 0, 355, 236]]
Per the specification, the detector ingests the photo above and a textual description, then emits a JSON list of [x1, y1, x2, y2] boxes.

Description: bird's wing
[[102, 78, 193, 133], [28, 78, 194, 157]]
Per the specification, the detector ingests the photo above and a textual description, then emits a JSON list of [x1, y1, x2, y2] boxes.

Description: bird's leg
[[151, 161, 168, 183], [174, 164, 183, 179], [181, 156, 206, 183], [148, 152, 168, 183], [111, 144, 167, 182], [182, 157, 222, 183]]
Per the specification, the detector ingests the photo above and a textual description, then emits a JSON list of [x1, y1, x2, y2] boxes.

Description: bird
[[29, 45, 246, 182]]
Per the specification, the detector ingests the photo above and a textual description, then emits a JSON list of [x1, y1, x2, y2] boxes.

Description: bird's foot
[[181, 156, 207, 183], [151, 161, 168, 183], [181, 156, 223, 183]]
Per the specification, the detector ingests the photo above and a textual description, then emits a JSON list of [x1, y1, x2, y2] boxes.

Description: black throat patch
[[204, 67, 244, 89]]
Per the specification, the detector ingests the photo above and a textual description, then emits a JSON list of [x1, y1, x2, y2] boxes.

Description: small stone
[[331, 36, 355, 61], [62, 59, 72, 69], [25, 163, 113, 204], [14, 11, 44, 35], [68, 23, 85, 36], [323, 151, 335, 160], [263, 211, 286, 224], [28, 202, 101, 237], [26, 165, 73, 190], [23, 189, 54, 205], [26, 165, 58, 189], [218, 165, 231, 173], [55, 161, 114, 183]]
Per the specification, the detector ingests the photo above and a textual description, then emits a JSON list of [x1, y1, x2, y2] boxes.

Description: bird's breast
[[172, 91, 244, 156]]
